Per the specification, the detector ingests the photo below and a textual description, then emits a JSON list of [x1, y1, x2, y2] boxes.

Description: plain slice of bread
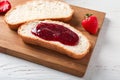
[[5, 0, 74, 30], [18, 20, 91, 59]]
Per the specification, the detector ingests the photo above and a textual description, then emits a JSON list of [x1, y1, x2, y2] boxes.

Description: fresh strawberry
[[81, 14, 98, 34], [0, 0, 11, 14]]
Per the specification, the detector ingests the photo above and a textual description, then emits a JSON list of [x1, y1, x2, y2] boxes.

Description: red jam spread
[[31, 22, 79, 46]]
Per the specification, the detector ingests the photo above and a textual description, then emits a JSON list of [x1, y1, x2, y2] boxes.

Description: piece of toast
[[18, 20, 91, 59], [5, 0, 74, 30]]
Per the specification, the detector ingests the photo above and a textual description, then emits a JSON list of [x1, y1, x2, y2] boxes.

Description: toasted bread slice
[[18, 20, 91, 59], [5, 0, 74, 30]]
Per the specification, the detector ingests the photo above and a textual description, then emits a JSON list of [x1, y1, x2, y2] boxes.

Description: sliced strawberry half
[[0, 0, 11, 13]]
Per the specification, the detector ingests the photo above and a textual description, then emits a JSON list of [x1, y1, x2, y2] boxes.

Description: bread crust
[[19, 35, 90, 59], [4, 0, 74, 30], [18, 20, 91, 59], [5, 14, 73, 30]]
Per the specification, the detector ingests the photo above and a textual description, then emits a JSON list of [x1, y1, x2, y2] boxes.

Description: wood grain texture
[[0, 0, 105, 77]]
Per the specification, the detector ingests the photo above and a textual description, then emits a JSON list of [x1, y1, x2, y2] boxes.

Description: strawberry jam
[[31, 23, 79, 46]]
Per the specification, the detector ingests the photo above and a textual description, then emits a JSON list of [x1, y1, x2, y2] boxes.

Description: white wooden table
[[0, 0, 120, 80]]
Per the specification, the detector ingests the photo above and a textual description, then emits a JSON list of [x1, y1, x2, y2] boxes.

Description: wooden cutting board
[[0, 0, 105, 77]]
